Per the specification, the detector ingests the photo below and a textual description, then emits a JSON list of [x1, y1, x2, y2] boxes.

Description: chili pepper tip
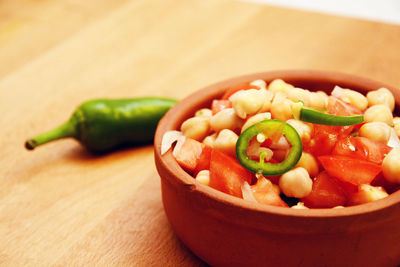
[[25, 139, 37, 150]]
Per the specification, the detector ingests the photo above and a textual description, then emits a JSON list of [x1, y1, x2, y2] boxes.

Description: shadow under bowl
[[154, 70, 400, 267]]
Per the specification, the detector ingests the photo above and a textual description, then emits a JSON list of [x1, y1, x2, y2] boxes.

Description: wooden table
[[1, 0, 400, 265]]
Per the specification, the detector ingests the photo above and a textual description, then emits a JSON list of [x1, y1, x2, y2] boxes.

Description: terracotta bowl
[[154, 70, 400, 267]]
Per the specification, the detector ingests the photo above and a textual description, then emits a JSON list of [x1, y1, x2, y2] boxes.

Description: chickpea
[[180, 116, 210, 141], [195, 170, 210, 186], [195, 108, 212, 118], [286, 88, 312, 106], [279, 167, 313, 198], [363, 105, 393, 125], [230, 88, 268, 119], [393, 117, 400, 137], [295, 152, 319, 178], [258, 90, 274, 113], [210, 108, 243, 132], [203, 133, 217, 147], [241, 112, 271, 132], [286, 119, 312, 143], [367, 87, 395, 111], [214, 129, 238, 156], [382, 148, 400, 183], [271, 92, 294, 121], [250, 79, 267, 89], [268, 79, 294, 93], [291, 202, 309, 209], [309, 91, 328, 109], [348, 184, 388, 205], [339, 88, 368, 111], [359, 122, 391, 144]]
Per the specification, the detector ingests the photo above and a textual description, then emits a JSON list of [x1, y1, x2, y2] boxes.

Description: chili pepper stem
[[25, 120, 77, 150]]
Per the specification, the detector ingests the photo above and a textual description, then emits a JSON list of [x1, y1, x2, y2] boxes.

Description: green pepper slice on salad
[[236, 119, 303, 176], [292, 101, 364, 126]]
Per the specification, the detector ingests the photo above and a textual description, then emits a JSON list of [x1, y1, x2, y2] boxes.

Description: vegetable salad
[[162, 79, 400, 209]]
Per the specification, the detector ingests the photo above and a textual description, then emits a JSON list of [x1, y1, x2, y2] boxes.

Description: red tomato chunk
[[318, 155, 382, 186], [173, 138, 203, 173], [209, 149, 252, 198], [305, 124, 339, 157], [333, 136, 392, 165], [302, 171, 347, 208], [193, 145, 212, 176], [211, 99, 232, 115]]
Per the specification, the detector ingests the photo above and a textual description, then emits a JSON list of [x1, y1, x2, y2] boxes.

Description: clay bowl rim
[[154, 69, 400, 219]]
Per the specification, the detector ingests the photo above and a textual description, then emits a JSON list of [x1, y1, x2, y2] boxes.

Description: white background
[[243, 0, 400, 25]]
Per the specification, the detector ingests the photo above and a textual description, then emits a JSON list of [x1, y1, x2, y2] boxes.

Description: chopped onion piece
[[331, 85, 345, 98], [247, 140, 273, 160], [387, 128, 400, 148], [270, 136, 290, 149], [161, 131, 183, 155], [172, 135, 186, 158], [241, 181, 257, 202]]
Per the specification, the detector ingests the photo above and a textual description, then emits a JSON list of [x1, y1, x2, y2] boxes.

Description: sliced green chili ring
[[236, 119, 302, 176], [292, 102, 364, 126]]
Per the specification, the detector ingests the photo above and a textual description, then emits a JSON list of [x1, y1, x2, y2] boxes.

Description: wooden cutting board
[[1, 0, 400, 265]]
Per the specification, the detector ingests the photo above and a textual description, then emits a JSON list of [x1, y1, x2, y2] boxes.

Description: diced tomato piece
[[355, 137, 392, 164], [193, 145, 212, 175], [260, 138, 273, 148], [221, 83, 259, 100], [337, 125, 354, 136], [333, 136, 392, 165], [301, 171, 347, 208], [211, 99, 232, 115], [209, 149, 252, 197], [305, 124, 339, 157], [267, 158, 280, 164], [334, 179, 359, 195], [332, 135, 355, 157], [305, 96, 360, 155], [174, 138, 203, 173], [271, 149, 288, 163], [251, 178, 288, 207], [305, 117, 360, 157], [318, 155, 382, 186]]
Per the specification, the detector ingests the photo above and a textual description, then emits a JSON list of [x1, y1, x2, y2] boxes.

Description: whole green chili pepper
[[25, 97, 177, 153], [292, 102, 364, 126], [236, 119, 302, 176]]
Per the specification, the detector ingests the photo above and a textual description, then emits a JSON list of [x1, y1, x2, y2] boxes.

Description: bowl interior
[[154, 70, 400, 219]]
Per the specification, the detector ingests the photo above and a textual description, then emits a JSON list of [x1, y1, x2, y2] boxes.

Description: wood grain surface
[[1, 0, 400, 266]]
